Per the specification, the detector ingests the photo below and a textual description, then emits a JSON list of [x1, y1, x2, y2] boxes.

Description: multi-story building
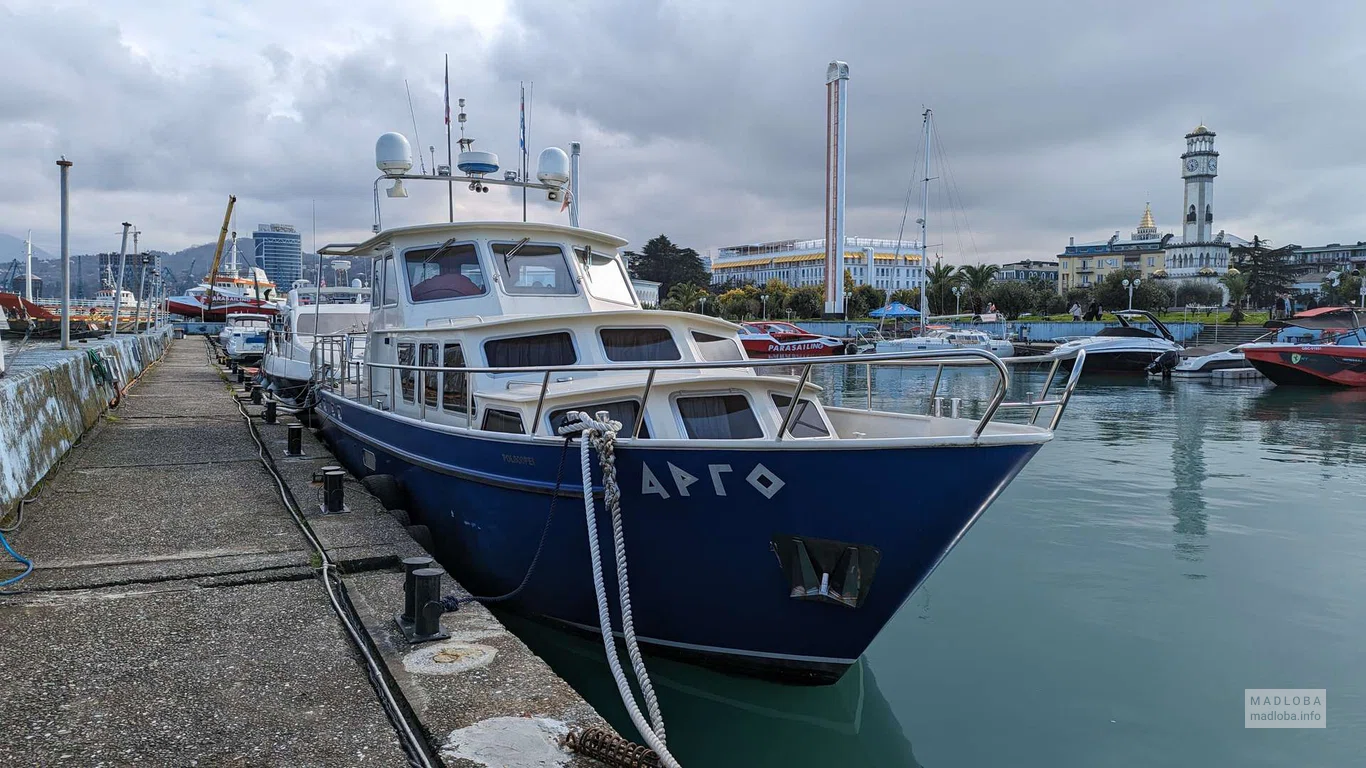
[[995, 259, 1058, 284], [1288, 242, 1366, 271], [709, 237, 924, 292], [631, 279, 661, 308], [1057, 204, 1171, 292], [252, 224, 302, 288]]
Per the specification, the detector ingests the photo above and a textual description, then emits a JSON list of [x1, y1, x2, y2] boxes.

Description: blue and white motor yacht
[[309, 128, 1086, 685]]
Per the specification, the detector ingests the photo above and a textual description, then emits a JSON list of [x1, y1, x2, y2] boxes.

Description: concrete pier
[[0, 338, 612, 766]]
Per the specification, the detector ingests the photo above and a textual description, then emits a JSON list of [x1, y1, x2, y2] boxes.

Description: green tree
[[1171, 279, 1223, 308], [783, 286, 824, 319], [957, 263, 1000, 314], [1231, 236, 1297, 308], [759, 278, 791, 318], [1320, 271, 1362, 305], [717, 286, 760, 321], [664, 282, 708, 312], [847, 284, 886, 319], [925, 261, 960, 315], [986, 281, 1034, 319], [625, 235, 710, 297], [1092, 269, 1169, 313], [889, 288, 920, 308], [1033, 285, 1068, 316], [1219, 270, 1250, 324]]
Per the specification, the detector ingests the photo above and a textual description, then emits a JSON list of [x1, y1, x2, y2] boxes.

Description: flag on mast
[[444, 55, 451, 126], [519, 83, 526, 152]]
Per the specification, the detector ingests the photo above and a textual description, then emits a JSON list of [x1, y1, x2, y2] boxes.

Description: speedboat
[[738, 321, 846, 358], [874, 328, 1014, 357], [220, 312, 272, 362], [1241, 307, 1366, 387], [1148, 343, 1261, 378], [309, 128, 1086, 685], [260, 285, 370, 404], [1041, 309, 1182, 374], [167, 236, 284, 321]]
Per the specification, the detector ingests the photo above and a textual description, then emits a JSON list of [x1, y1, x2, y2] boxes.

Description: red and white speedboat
[[1242, 307, 1366, 387], [738, 321, 846, 358], [166, 237, 285, 321]]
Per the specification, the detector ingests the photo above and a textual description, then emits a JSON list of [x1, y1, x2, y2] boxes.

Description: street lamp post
[[761, 293, 769, 320], [1123, 278, 1141, 310], [698, 296, 707, 315], [952, 285, 962, 315]]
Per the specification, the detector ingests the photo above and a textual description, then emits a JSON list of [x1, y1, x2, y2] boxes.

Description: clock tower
[[1181, 124, 1218, 244]]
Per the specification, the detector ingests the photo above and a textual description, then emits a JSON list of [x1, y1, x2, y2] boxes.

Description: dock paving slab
[[0, 337, 616, 767]]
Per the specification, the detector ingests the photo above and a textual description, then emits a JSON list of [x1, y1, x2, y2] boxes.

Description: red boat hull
[[166, 296, 280, 321], [1243, 345, 1366, 387]]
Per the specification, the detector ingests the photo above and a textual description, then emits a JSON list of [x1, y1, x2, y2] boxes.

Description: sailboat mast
[[24, 229, 32, 302], [919, 108, 931, 333]]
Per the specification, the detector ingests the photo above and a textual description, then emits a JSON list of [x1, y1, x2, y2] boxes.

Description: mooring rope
[[558, 410, 679, 768]]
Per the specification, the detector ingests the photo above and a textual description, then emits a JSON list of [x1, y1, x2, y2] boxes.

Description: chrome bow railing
[[312, 332, 1086, 440]]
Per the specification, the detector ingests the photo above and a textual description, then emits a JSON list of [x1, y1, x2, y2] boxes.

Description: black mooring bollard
[[412, 567, 448, 641], [264, 399, 277, 423], [323, 470, 345, 513], [400, 555, 435, 624], [251, 385, 263, 405], [287, 423, 303, 456], [236, 368, 244, 383]]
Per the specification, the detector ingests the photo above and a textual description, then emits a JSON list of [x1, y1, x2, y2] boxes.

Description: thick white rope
[[560, 411, 679, 768]]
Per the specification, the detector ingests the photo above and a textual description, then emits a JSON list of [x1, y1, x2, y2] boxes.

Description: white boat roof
[[324, 221, 629, 259], [397, 308, 740, 335]]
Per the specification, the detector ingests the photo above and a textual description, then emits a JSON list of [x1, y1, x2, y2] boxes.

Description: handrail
[[312, 333, 1085, 440]]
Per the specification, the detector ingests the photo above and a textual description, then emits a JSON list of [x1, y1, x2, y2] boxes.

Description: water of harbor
[[503, 366, 1366, 767]]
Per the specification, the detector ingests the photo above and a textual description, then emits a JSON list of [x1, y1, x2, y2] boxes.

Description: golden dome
[[1225, 267, 1241, 276], [1151, 268, 1168, 278], [1191, 123, 1211, 135], [1198, 266, 1217, 276], [1139, 203, 1155, 229]]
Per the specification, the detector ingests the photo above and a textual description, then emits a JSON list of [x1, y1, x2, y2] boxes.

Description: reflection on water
[[1169, 385, 1209, 573], [495, 612, 922, 767]]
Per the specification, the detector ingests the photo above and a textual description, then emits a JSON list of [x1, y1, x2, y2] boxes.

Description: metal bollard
[[412, 567, 448, 641], [264, 399, 277, 423], [251, 384, 263, 405], [933, 397, 945, 417], [323, 470, 345, 513], [287, 423, 303, 456], [951, 397, 962, 419], [236, 368, 244, 383], [400, 555, 435, 624]]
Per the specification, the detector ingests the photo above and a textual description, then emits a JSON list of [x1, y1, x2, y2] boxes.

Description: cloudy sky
[[2, 0, 1364, 264]]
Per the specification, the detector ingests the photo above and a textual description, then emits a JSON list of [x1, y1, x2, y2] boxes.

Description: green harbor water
[[503, 368, 1366, 767]]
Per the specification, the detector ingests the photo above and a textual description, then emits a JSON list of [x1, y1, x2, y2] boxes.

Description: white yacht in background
[[874, 328, 1014, 357], [219, 312, 272, 362], [1040, 309, 1183, 374], [260, 285, 370, 404]]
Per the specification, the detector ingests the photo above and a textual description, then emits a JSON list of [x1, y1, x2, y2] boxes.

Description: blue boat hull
[[316, 392, 1041, 683]]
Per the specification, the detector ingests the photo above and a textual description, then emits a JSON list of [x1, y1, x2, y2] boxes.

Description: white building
[[709, 237, 924, 293], [1164, 125, 1249, 277], [631, 278, 660, 308]]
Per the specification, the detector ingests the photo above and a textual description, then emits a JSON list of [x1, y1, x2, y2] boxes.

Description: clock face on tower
[[1186, 158, 1199, 172], [1207, 158, 1217, 174]]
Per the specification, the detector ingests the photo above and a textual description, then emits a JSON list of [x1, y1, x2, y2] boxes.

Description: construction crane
[[201, 195, 236, 320], [2, 259, 18, 288]]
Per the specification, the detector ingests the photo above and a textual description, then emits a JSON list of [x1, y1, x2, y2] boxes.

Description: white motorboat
[[1040, 310, 1183, 374], [260, 286, 370, 403], [874, 328, 1014, 357], [220, 312, 272, 362]]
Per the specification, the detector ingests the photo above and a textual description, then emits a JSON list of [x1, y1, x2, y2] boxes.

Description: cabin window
[[372, 259, 383, 308], [691, 331, 744, 362], [575, 247, 635, 304], [405, 242, 487, 301], [599, 328, 680, 362], [491, 242, 577, 295], [771, 394, 830, 438], [481, 409, 525, 434], [420, 342, 439, 407], [397, 342, 416, 403], [442, 343, 469, 413], [484, 332, 577, 368], [676, 394, 762, 440], [549, 401, 648, 438], [382, 256, 400, 306]]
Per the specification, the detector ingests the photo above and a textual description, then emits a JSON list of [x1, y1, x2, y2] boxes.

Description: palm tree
[[925, 262, 960, 315], [1219, 270, 1249, 325], [956, 263, 1001, 314], [665, 282, 708, 312]]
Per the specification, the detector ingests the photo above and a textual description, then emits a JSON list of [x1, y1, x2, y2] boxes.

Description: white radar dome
[[375, 133, 413, 176], [457, 150, 500, 176], [536, 147, 571, 188]]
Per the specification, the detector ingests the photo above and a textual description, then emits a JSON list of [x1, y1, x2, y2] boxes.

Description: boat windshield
[[405, 242, 488, 301], [576, 247, 635, 305], [232, 318, 270, 329], [492, 242, 577, 295]]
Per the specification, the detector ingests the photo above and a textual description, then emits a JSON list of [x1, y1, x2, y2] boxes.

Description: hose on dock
[[559, 411, 681, 768], [216, 344, 438, 768], [0, 530, 32, 589]]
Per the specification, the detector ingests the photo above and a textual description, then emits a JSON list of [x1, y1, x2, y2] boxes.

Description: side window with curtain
[[383, 256, 399, 307], [442, 343, 469, 413], [484, 332, 577, 368], [372, 259, 383, 307], [398, 342, 415, 403], [420, 342, 439, 408]]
